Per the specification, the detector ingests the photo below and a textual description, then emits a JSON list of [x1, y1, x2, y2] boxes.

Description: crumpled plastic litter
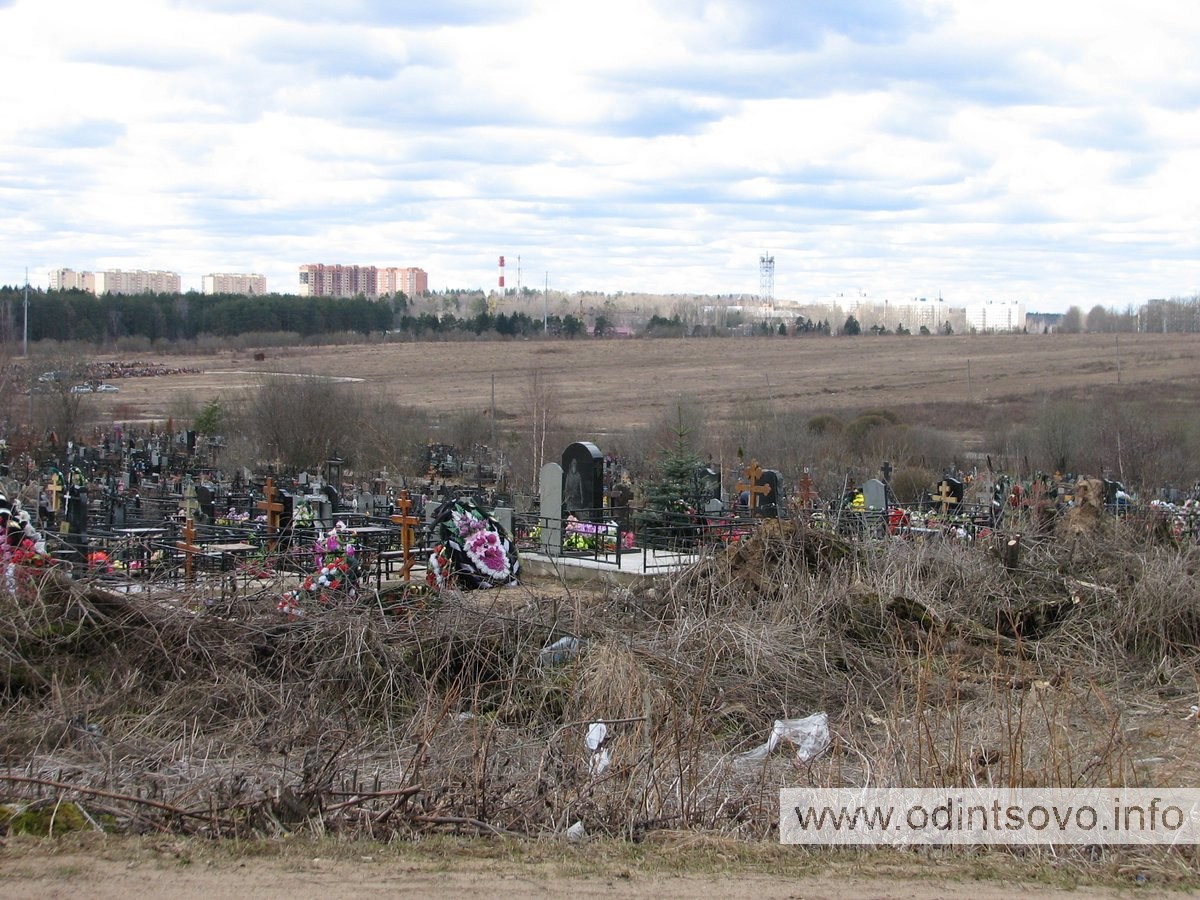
[[538, 636, 583, 666], [736, 712, 830, 764], [586, 721, 611, 775], [566, 820, 587, 842]]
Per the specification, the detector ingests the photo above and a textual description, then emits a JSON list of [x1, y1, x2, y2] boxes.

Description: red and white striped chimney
[[498, 255, 505, 289]]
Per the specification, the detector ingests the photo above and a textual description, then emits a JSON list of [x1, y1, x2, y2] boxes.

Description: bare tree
[[510, 368, 563, 495], [239, 374, 368, 471]]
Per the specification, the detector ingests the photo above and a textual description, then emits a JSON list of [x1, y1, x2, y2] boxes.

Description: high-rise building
[[203, 273, 267, 295], [51, 268, 180, 295], [299, 264, 428, 298], [92, 270, 181, 295], [377, 267, 429, 297], [49, 268, 95, 292], [298, 264, 379, 298]]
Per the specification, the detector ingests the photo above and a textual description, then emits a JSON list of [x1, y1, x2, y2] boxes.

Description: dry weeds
[[0, 517, 1197, 889]]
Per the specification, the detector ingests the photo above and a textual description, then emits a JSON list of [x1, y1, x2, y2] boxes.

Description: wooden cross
[[797, 470, 818, 509], [177, 517, 199, 582], [735, 460, 771, 515], [389, 490, 420, 582], [46, 472, 64, 514], [936, 480, 959, 515], [257, 477, 285, 547]]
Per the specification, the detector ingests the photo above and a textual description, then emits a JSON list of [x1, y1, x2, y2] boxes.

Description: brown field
[[73, 332, 1200, 438]]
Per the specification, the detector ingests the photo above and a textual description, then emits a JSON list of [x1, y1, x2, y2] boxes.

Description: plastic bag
[[736, 712, 830, 764]]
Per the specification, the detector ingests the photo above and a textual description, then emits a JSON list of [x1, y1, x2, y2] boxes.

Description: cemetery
[[1, 344, 1199, 889]]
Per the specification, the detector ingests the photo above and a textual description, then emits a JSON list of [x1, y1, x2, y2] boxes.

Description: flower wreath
[[427, 497, 520, 590], [277, 521, 361, 618]]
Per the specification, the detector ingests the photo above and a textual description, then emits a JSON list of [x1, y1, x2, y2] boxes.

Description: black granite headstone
[[561, 441, 604, 520]]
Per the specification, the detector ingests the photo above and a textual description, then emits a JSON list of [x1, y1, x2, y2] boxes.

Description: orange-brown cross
[[735, 460, 771, 514], [257, 477, 286, 552], [176, 517, 199, 582], [936, 480, 959, 514], [389, 490, 420, 582]]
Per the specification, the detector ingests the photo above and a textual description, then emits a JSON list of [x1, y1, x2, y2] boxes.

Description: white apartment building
[[964, 299, 1026, 332], [51, 268, 181, 295], [202, 273, 267, 295], [49, 268, 94, 292]]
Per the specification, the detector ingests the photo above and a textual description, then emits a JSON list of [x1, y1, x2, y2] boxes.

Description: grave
[[935, 477, 964, 514], [694, 466, 721, 504], [561, 442, 604, 520], [797, 470, 819, 509], [388, 491, 421, 582], [609, 481, 634, 531], [735, 460, 772, 516], [539, 461, 564, 557], [759, 469, 783, 517], [863, 478, 888, 511]]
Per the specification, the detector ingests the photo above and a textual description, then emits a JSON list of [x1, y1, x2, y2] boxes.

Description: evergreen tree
[[636, 407, 705, 548]]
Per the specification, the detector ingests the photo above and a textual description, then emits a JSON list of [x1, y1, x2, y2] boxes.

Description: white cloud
[[0, 0, 1197, 308]]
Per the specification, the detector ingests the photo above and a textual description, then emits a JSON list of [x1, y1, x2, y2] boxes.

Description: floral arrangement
[[1, 500, 56, 592], [526, 519, 636, 552], [277, 521, 360, 618], [427, 497, 519, 590], [216, 507, 250, 526], [563, 515, 635, 552], [292, 501, 315, 529]]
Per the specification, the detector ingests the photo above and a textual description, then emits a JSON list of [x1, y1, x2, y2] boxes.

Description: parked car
[[69, 384, 93, 394], [94, 383, 120, 393]]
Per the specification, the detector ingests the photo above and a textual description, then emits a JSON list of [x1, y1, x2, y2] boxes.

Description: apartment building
[[202, 273, 267, 295], [377, 266, 429, 297], [50, 268, 181, 295], [299, 264, 428, 298]]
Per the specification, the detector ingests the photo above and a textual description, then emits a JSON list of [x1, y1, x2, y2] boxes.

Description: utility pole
[[23, 267, 29, 356]]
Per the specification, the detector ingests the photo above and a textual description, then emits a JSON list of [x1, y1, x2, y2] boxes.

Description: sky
[[1, 0, 1197, 312]]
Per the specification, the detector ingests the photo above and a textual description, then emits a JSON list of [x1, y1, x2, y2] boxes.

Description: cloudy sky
[[1, 0, 1197, 311]]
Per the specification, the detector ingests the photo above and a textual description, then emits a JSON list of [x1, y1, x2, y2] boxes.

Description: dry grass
[[1, 518, 1198, 891]]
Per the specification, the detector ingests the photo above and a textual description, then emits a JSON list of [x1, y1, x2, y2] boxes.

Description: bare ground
[[0, 834, 1154, 899]]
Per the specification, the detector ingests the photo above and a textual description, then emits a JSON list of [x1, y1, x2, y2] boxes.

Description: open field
[[65, 332, 1200, 437]]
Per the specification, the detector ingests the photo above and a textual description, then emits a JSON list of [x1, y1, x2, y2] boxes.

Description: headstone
[[65, 479, 88, 535], [863, 478, 887, 511], [694, 466, 721, 504], [493, 507, 513, 534], [539, 461, 564, 557], [759, 469, 783, 517], [704, 497, 725, 517], [935, 477, 964, 514], [322, 483, 340, 515], [561, 442, 603, 520], [196, 483, 216, 523], [973, 473, 995, 508], [358, 491, 374, 515], [110, 496, 127, 528]]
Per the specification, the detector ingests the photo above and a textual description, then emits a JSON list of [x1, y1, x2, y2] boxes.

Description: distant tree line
[[2, 286, 1199, 346]]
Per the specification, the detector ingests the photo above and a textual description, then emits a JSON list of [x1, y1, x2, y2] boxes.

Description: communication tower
[[759, 253, 775, 305]]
